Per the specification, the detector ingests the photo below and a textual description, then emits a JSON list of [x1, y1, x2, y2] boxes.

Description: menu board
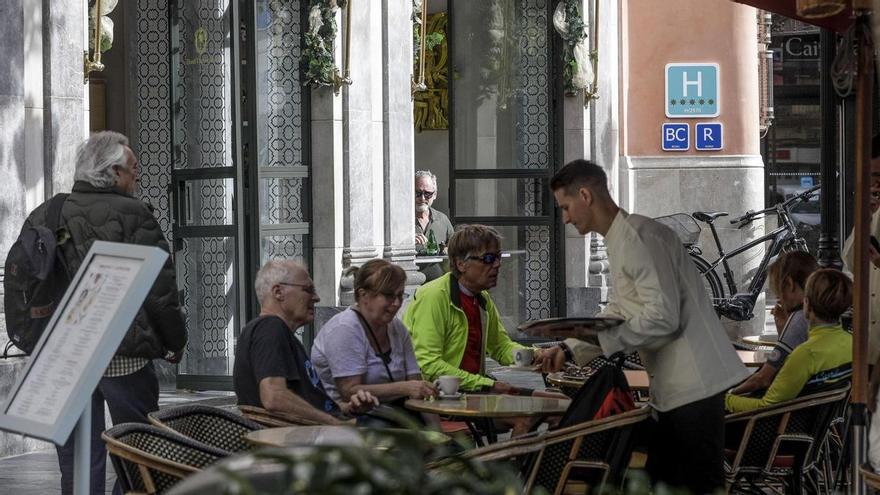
[[0, 242, 167, 444]]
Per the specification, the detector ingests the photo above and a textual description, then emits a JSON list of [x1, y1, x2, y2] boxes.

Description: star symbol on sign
[[670, 99, 676, 106], [708, 99, 715, 105], [699, 99, 705, 105], [680, 99, 686, 105], [689, 99, 695, 105]]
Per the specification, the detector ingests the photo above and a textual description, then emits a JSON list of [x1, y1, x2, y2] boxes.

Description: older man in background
[[415, 170, 455, 281], [13, 131, 187, 495]]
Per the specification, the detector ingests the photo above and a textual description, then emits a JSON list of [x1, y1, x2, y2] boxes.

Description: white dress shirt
[[573, 210, 750, 412], [842, 209, 880, 366]]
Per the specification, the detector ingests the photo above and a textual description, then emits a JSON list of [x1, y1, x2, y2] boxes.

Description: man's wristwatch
[[558, 342, 574, 362]]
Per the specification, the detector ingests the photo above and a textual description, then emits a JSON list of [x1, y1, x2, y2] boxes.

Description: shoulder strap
[[353, 309, 396, 383], [46, 194, 69, 231]]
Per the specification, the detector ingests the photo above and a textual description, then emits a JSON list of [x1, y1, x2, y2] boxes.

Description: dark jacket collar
[[72, 180, 133, 198], [449, 273, 486, 310]]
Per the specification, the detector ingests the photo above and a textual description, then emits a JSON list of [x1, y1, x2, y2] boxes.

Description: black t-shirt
[[233, 315, 340, 416]]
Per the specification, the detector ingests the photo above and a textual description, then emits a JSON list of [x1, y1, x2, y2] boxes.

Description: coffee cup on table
[[434, 375, 461, 396], [513, 347, 535, 368]]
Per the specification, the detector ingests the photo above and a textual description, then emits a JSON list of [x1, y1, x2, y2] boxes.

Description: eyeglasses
[[278, 282, 317, 295], [415, 190, 436, 199], [467, 252, 502, 265], [378, 290, 409, 302]]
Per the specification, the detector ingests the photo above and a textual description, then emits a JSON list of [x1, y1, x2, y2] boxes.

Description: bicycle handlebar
[[728, 184, 820, 226]]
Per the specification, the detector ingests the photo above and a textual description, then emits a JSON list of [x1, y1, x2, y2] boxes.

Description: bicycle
[[655, 185, 820, 321]]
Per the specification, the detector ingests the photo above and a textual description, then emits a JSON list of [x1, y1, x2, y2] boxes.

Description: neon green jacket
[[403, 273, 526, 391], [725, 324, 851, 413]]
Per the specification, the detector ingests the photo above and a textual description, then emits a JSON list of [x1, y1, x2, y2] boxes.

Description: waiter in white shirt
[[550, 159, 749, 494]]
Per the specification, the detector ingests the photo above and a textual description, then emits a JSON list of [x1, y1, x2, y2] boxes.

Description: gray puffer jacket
[[26, 181, 187, 358]]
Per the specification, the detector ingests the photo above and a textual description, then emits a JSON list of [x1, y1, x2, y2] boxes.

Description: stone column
[[382, 0, 424, 296], [42, 0, 86, 196], [563, 0, 618, 317], [339, 0, 385, 305]]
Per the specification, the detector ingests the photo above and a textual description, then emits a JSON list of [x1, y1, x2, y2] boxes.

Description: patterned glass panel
[[179, 237, 236, 375], [489, 225, 553, 335], [451, 0, 550, 170], [256, 0, 305, 169], [260, 234, 309, 265], [182, 178, 235, 226], [259, 177, 308, 225], [176, 0, 234, 170], [132, 0, 173, 238]]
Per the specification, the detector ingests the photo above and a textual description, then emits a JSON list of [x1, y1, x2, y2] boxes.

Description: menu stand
[[0, 242, 168, 495]]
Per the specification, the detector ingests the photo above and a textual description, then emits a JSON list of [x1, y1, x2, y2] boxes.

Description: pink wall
[[621, 0, 760, 156]]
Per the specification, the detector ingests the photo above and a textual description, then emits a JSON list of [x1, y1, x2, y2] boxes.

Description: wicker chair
[[859, 463, 880, 492], [148, 405, 264, 454], [102, 423, 229, 494], [238, 405, 322, 427], [724, 382, 850, 494], [460, 407, 652, 495]]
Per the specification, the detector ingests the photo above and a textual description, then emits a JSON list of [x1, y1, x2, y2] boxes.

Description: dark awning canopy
[[732, 0, 855, 32]]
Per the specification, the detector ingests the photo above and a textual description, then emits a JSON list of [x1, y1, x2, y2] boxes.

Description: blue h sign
[[662, 123, 689, 151], [666, 63, 720, 118], [695, 123, 723, 151]]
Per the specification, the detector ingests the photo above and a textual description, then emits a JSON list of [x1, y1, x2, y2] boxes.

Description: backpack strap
[[46, 193, 68, 232]]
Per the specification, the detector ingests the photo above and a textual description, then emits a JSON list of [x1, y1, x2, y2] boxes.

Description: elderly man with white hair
[[233, 260, 379, 424], [16, 131, 187, 495], [415, 170, 455, 281]]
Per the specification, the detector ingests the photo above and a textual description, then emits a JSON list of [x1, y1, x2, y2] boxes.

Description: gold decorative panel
[[414, 13, 448, 132]]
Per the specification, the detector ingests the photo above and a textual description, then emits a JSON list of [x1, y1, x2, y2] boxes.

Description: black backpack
[[559, 353, 637, 427], [4, 194, 70, 354]]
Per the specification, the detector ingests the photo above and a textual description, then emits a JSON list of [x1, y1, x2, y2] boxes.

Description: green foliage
[[216, 428, 522, 495], [560, 0, 587, 95], [303, 0, 340, 88]]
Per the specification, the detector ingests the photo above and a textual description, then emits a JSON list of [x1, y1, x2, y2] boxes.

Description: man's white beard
[[416, 204, 429, 213]]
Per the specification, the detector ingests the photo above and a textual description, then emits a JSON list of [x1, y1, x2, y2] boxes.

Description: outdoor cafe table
[[737, 349, 767, 368], [245, 425, 365, 448], [546, 370, 650, 392], [245, 425, 450, 449], [404, 394, 571, 444]]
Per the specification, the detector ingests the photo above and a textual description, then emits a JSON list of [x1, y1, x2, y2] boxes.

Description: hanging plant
[[303, 0, 346, 88], [553, 0, 590, 96]]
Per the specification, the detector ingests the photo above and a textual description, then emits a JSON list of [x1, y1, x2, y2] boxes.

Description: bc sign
[[665, 63, 720, 118], [695, 123, 723, 151], [662, 123, 689, 151]]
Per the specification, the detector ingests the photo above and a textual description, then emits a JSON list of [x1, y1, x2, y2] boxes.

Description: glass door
[[170, 0, 241, 390], [449, 0, 564, 341]]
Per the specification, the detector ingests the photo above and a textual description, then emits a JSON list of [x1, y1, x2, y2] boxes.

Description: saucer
[[438, 391, 462, 400]]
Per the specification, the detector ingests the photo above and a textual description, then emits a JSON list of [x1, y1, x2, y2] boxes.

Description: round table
[[405, 394, 570, 444], [546, 370, 650, 393], [245, 425, 450, 449], [742, 335, 778, 347], [246, 425, 365, 448], [737, 349, 768, 368]]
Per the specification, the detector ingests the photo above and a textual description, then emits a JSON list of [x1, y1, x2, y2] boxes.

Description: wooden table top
[[245, 425, 449, 449], [546, 370, 650, 391], [404, 394, 570, 418], [742, 335, 778, 346]]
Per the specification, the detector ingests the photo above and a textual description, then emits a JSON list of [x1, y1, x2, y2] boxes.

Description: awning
[[732, 0, 855, 32]]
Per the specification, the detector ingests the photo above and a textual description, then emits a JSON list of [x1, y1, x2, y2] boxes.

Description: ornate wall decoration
[[413, 12, 448, 132]]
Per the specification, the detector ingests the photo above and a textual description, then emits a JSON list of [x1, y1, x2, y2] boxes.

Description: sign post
[[0, 242, 168, 495]]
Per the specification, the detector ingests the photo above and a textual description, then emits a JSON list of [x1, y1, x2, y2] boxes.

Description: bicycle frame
[[701, 222, 794, 300]]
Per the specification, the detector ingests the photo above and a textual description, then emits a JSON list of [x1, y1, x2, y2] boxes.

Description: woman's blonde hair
[[804, 269, 852, 322], [346, 259, 406, 301]]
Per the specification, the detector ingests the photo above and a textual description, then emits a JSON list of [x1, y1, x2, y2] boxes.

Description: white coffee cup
[[434, 375, 461, 396], [513, 347, 535, 367]]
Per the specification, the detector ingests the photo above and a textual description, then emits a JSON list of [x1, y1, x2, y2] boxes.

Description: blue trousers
[[55, 362, 159, 495]]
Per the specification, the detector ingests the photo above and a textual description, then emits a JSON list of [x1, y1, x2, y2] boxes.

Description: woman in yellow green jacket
[[725, 269, 853, 413]]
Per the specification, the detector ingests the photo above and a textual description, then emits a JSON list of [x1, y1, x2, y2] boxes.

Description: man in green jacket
[[403, 225, 563, 394]]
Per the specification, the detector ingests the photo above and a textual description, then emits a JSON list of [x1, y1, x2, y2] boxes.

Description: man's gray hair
[[415, 170, 438, 188], [74, 131, 131, 188], [254, 260, 305, 302]]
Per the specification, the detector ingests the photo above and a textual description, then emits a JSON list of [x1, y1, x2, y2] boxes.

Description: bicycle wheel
[[688, 253, 725, 308]]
